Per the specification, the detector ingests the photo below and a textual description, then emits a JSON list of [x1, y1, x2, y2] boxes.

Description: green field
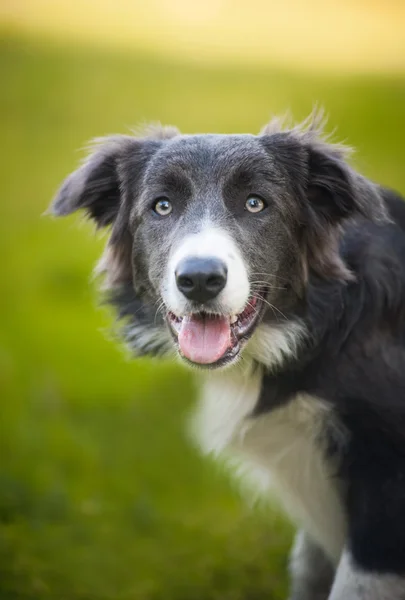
[[1, 31, 405, 599]]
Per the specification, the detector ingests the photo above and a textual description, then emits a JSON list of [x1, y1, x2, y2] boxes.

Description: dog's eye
[[153, 198, 172, 216], [245, 195, 266, 213]]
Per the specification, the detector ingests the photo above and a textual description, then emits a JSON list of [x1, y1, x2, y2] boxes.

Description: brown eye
[[153, 198, 172, 216], [245, 195, 266, 213]]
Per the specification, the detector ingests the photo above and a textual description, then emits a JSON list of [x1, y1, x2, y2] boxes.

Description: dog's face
[[131, 134, 307, 367], [51, 117, 386, 369]]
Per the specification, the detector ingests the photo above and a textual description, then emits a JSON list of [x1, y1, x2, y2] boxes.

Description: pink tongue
[[178, 314, 231, 364]]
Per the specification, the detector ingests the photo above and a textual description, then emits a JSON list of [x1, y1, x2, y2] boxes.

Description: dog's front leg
[[329, 548, 405, 600], [288, 530, 335, 600]]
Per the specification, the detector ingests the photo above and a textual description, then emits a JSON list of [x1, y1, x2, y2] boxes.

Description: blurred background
[[0, 1, 404, 598]]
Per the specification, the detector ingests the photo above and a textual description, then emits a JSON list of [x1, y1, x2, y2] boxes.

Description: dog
[[50, 112, 405, 599]]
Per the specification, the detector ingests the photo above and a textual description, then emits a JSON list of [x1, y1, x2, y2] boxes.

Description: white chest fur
[[191, 365, 347, 564]]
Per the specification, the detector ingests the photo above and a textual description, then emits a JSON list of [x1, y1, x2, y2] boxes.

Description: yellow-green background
[[1, 2, 405, 598]]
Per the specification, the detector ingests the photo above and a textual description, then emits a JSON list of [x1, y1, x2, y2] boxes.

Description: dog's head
[[50, 113, 387, 369]]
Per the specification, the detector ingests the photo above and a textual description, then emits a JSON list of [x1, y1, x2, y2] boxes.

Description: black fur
[[255, 193, 405, 573]]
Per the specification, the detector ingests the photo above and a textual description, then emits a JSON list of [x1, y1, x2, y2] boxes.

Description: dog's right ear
[[50, 135, 161, 228], [50, 126, 180, 288]]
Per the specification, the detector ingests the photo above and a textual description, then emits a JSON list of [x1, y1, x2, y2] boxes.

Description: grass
[[0, 30, 405, 599]]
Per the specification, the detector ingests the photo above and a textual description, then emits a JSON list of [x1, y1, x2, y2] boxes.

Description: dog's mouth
[[167, 293, 265, 367]]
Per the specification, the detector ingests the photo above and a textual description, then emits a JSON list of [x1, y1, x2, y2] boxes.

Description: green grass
[[0, 30, 405, 599]]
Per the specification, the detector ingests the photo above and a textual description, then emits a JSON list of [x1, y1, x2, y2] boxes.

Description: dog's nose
[[175, 257, 227, 303]]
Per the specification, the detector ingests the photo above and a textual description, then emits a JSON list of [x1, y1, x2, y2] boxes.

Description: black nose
[[175, 257, 227, 303]]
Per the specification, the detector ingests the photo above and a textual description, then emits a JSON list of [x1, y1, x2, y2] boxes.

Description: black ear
[[50, 125, 180, 289], [51, 136, 136, 226], [305, 145, 388, 280], [51, 135, 159, 227], [260, 111, 389, 281], [307, 148, 355, 222]]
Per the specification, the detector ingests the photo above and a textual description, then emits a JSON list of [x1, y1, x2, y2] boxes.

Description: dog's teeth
[[230, 315, 238, 324]]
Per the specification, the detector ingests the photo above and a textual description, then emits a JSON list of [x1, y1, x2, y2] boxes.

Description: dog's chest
[[192, 367, 347, 563]]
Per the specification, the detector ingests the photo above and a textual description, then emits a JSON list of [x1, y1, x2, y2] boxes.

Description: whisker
[[251, 293, 288, 321], [250, 281, 286, 291], [153, 300, 166, 325], [250, 273, 290, 284], [250, 271, 289, 279], [245, 299, 260, 316]]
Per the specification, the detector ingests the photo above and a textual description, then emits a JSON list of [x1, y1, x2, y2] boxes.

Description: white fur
[[330, 549, 405, 600], [191, 324, 347, 565], [163, 225, 250, 316], [246, 321, 307, 368], [238, 394, 347, 563]]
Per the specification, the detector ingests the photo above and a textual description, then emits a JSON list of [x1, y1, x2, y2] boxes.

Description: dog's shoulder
[[191, 364, 347, 562]]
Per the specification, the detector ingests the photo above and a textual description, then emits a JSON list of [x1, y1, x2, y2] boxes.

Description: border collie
[[50, 112, 405, 599]]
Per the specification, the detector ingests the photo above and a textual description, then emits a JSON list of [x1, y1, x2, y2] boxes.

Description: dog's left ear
[[305, 144, 388, 280], [307, 147, 357, 222], [261, 113, 389, 281]]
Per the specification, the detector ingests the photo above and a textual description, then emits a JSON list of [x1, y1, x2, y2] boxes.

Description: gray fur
[[289, 530, 335, 600]]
